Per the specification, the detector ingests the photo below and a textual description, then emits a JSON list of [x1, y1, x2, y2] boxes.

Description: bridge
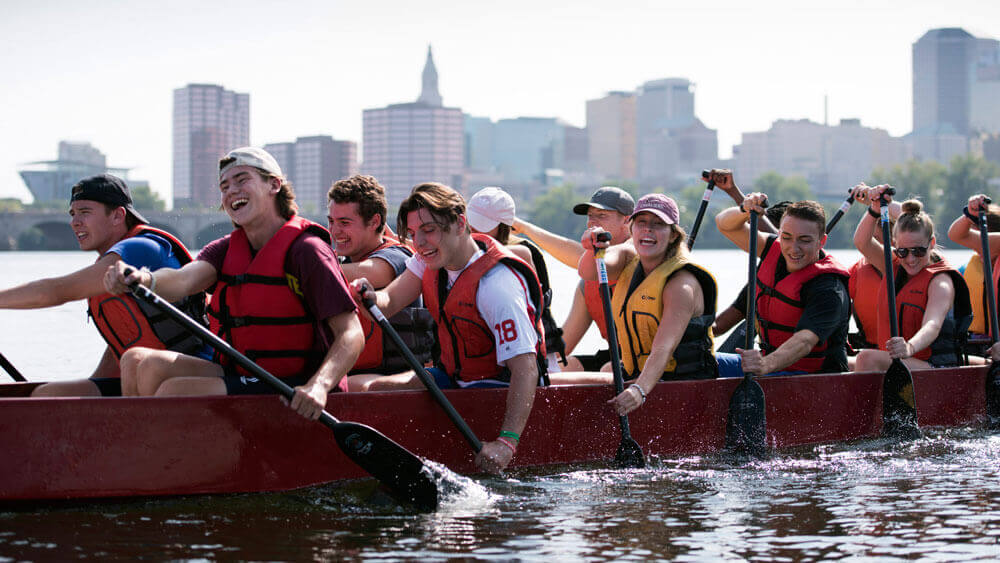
[[0, 210, 328, 251]]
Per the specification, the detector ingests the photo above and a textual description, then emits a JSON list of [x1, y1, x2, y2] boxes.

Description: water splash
[[422, 459, 498, 514]]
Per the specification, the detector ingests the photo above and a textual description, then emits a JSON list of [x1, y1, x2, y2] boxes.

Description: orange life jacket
[[755, 238, 850, 373], [583, 279, 614, 340], [350, 239, 433, 373], [422, 233, 547, 384], [875, 259, 971, 364], [87, 225, 206, 365], [848, 259, 882, 348], [207, 216, 329, 379]]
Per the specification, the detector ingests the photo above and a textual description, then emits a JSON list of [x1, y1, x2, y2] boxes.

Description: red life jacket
[[422, 233, 546, 383], [88, 225, 205, 365], [848, 259, 882, 347], [755, 237, 850, 373], [208, 216, 330, 379], [875, 259, 971, 363], [583, 279, 614, 340]]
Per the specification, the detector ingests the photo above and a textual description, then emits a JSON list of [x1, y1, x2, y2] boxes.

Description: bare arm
[[338, 256, 397, 288], [947, 195, 1000, 257], [110, 260, 218, 302], [0, 252, 120, 309], [709, 169, 777, 234], [475, 351, 539, 473], [289, 309, 365, 420], [577, 228, 636, 283], [758, 329, 820, 374], [560, 283, 593, 356], [715, 201, 768, 256], [853, 206, 886, 276], [611, 273, 701, 414], [512, 218, 584, 268], [354, 269, 423, 319], [713, 305, 744, 336], [508, 244, 535, 268]]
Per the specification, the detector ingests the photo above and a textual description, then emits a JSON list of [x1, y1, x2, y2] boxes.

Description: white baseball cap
[[219, 147, 283, 179], [467, 187, 515, 232]]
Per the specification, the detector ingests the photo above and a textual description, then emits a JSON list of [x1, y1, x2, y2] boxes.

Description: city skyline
[[2, 0, 999, 203]]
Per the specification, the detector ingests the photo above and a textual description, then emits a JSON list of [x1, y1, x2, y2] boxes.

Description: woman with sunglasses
[[852, 185, 972, 372]]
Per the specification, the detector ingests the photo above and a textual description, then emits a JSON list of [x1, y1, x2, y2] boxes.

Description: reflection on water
[[2, 429, 998, 560]]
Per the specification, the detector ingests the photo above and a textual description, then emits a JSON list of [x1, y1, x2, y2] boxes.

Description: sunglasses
[[893, 246, 928, 258]]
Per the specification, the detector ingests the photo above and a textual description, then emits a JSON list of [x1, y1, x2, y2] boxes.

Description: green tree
[[0, 198, 24, 212], [941, 154, 1000, 218], [130, 184, 166, 211], [869, 159, 947, 215], [526, 184, 587, 239]]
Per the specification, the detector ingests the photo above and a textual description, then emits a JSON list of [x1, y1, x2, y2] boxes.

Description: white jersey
[[406, 250, 538, 366]]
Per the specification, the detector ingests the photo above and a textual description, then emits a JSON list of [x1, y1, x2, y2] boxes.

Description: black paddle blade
[[882, 359, 920, 440], [986, 362, 1000, 430], [725, 376, 767, 457], [331, 419, 439, 512], [614, 426, 646, 469]]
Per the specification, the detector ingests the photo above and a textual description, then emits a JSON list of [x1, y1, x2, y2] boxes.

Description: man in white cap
[[467, 187, 566, 371], [105, 147, 364, 420]]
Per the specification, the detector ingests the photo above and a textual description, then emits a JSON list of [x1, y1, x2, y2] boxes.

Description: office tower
[[492, 117, 568, 185], [264, 136, 358, 214], [971, 38, 1000, 134], [586, 91, 636, 181], [362, 46, 463, 205], [635, 78, 717, 187], [173, 84, 249, 208], [464, 115, 495, 171], [912, 28, 977, 136]]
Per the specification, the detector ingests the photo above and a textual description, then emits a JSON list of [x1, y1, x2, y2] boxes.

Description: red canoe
[[0, 366, 989, 502]]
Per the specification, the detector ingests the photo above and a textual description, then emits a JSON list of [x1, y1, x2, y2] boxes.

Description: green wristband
[[499, 430, 520, 442]]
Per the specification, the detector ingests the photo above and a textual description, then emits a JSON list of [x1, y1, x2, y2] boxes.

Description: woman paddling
[[554, 194, 718, 415], [852, 185, 972, 372], [947, 194, 1000, 356]]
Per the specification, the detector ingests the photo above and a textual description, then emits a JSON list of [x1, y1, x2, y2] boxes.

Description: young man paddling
[[326, 175, 434, 385], [350, 182, 547, 474], [105, 147, 363, 420], [512, 187, 635, 372], [0, 174, 205, 397], [714, 181, 851, 377]]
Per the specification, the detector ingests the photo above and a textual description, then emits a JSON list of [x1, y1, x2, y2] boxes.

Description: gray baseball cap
[[573, 186, 635, 216], [219, 147, 283, 179]]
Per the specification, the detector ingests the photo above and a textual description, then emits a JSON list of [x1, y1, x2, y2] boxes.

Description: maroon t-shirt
[[198, 230, 357, 390]]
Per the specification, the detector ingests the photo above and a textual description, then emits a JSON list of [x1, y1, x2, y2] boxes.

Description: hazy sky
[[2, 0, 998, 204]]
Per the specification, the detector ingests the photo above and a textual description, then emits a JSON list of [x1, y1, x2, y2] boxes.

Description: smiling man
[[0, 174, 204, 397], [105, 147, 363, 421], [349, 182, 548, 474], [326, 175, 433, 382], [714, 184, 850, 377]]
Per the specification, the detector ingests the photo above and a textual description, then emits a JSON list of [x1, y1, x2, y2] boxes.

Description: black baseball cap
[[573, 186, 635, 216], [70, 174, 149, 225]]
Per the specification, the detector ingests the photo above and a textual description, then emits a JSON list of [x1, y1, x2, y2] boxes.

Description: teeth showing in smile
[[639, 237, 656, 246], [231, 199, 249, 211]]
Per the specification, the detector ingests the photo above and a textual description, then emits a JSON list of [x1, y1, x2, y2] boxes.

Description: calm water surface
[[2, 249, 999, 561]]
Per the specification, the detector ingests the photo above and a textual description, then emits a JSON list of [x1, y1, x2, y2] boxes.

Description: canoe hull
[[0, 366, 987, 502]]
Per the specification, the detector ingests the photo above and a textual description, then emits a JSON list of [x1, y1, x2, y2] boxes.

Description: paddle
[[122, 268, 439, 512], [825, 189, 855, 234], [359, 288, 483, 453], [877, 191, 921, 439], [975, 199, 1000, 426], [594, 231, 645, 468], [725, 206, 767, 456], [0, 352, 27, 383], [686, 170, 716, 250]]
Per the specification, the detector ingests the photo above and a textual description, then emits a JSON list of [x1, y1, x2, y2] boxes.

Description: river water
[[2, 248, 999, 561]]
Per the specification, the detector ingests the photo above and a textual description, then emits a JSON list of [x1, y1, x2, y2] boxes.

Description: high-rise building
[[586, 91, 636, 181], [19, 141, 129, 204], [735, 118, 906, 196], [635, 78, 717, 187], [912, 28, 977, 137], [972, 38, 1000, 134], [464, 115, 495, 171], [362, 46, 464, 205], [172, 84, 249, 208], [263, 136, 358, 214], [492, 117, 567, 185]]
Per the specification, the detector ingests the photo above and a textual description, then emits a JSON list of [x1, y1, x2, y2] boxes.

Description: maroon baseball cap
[[629, 194, 679, 225]]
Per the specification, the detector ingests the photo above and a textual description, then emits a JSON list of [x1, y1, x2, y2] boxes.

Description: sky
[[2, 0, 998, 204]]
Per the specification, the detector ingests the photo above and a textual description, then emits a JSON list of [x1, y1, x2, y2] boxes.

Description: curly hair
[[327, 175, 388, 231]]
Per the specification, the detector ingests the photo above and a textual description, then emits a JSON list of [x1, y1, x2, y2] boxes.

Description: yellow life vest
[[611, 250, 718, 380], [964, 254, 988, 335]]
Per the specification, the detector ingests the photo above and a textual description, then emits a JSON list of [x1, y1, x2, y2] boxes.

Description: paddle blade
[[986, 363, 1000, 430], [330, 418, 439, 512], [882, 359, 920, 439], [725, 376, 767, 457], [614, 428, 646, 469]]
